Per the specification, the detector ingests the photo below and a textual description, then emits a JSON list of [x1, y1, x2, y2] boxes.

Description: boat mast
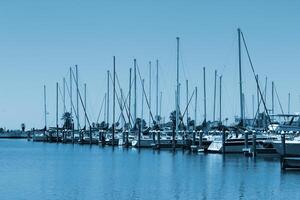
[[70, 68, 73, 115], [159, 91, 162, 122], [84, 83, 87, 129], [186, 80, 189, 127], [264, 77, 268, 111], [70, 67, 74, 142], [256, 74, 260, 114], [104, 93, 107, 123], [194, 86, 198, 129], [175, 37, 180, 149], [134, 59, 137, 124], [129, 68, 132, 129], [242, 93, 245, 120], [203, 67, 207, 122], [112, 56, 116, 145], [75, 65, 80, 131], [107, 70, 110, 126], [121, 89, 124, 130], [272, 81, 274, 118], [156, 60, 159, 122], [219, 76, 222, 123], [201, 66, 206, 149], [252, 94, 255, 119], [44, 85, 47, 130], [141, 79, 145, 128], [238, 28, 244, 126], [56, 82, 59, 142], [213, 70, 217, 122], [149, 61, 152, 127], [63, 78, 66, 113]]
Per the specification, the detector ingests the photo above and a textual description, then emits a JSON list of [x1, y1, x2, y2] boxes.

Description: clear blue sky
[[1, 0, 300, 129]]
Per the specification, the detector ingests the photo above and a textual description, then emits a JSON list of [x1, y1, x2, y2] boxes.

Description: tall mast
[[194, 86, 198, 129], [121, 89, 124, 129], [213, 70, 217, 122], [134, 59, 137, 123], [107, 70, 110, 125], [219, 76, 222, 123], [70, 67, 72, 115], [44, 85, 47, 130], [129, 68, 132, 129], [238, 28, 244, 125], [76, 65, 80, 130], [186, 80, 189, 127], [272, 81, 274, 116], [242, 93, 245, 120], [69, 67, 74, 142], [264, 77, 268, 111], [175, 37, 180, 143], [63, 78, 66, 113], [149, 61, 152, 127], [252, 94, 255, 119], [203, 67, 207, 121], [256, 74, 260, 113], [141, 79, 145, 128], [112, 56, 116, 145], [84, 83, 87, 129], [56, 82, 59, 141], [179, 83, 181, 112], [104, 93, 107, 123], [159, 91, 162, 122], [156, 60, 159, 121]]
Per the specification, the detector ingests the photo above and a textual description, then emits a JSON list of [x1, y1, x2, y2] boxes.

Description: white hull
[[208, 141, 248, 153], [208, 140, 265, 153]]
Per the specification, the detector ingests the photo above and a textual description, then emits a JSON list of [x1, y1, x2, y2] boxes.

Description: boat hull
[[273, 141, 300, 156]]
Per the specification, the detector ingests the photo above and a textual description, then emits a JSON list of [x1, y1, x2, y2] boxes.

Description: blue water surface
[[0, 139, 299, 200]]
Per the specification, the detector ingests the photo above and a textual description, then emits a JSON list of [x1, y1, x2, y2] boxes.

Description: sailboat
[[208, 28, 274, 154], [208, 131, 275, 153]]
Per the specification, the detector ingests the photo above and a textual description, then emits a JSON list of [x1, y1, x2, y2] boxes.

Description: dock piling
[[89, 126, 92, 145], [222, 129, 226, 154], [157, 130, 160, 150], [252, 131, 256, 156]]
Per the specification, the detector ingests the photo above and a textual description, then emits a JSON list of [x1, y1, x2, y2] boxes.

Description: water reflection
[[0, 139, 299, 200]]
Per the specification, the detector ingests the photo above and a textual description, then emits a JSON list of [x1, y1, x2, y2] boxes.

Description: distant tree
[[61, 112, 73, 130], [124, 122, 130, 130], [155, 115, 162, 123], [169, 111, 175, 124], [169, 110, 182, 124], [169, 110, 182, 122], [21, 123, 25, 132], [98, 121, 108, 130], [0, 127, 3, 133], [188, 119, 195, 127], [134, 118, 142, 130]]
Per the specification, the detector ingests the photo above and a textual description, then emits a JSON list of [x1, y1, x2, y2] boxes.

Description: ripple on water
[[0, 139, 300, 200]]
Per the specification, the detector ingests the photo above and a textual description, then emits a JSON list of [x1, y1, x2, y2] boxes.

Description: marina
[[1, 1, 300, 199], [15, 29, 300, 171], [1, 27, 300, 172]]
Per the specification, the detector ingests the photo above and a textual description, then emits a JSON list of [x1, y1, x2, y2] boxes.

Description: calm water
[[0, 139, 300, 200]]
